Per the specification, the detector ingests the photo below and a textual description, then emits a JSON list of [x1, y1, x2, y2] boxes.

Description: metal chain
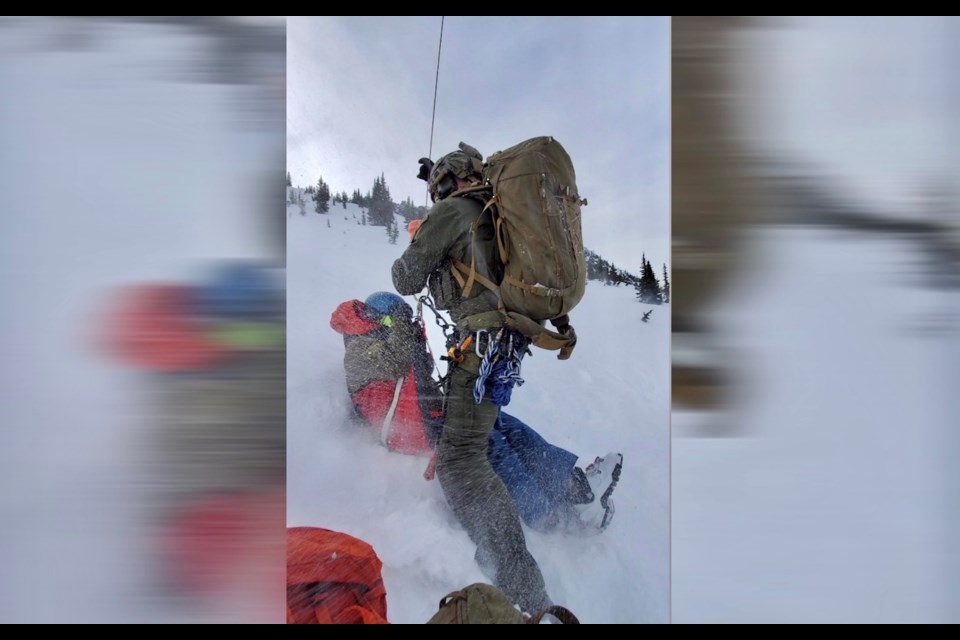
[[417, 294, 455, 342], [415, 294, 456, 387]]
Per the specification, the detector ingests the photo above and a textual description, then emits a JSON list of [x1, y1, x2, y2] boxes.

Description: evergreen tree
[[286, 171, 292, 187], [397, 196, 422, 222], [609, 263, 621, 286], [583, 247, 643, 288], [386, 218, 400, 245], [662, 263, 670, 303], [315, 176, 331, 214], [635, 255, 663, 304], [368, 173, 395, 227]]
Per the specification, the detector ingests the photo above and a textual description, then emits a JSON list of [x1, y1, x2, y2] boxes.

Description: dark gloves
[[551, 315, 577, 360], [417, 157, 434, 182], [557, 323, 577, 360]]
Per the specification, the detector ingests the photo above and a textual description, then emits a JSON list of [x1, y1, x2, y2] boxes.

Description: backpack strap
[[454, 310, 578, 360], [451, 258, 499, 299], [380, 377, 404, 446], [500, 274, 581, 299], [455, 310, 505, 333], [448, 184, 489, 199], [502, 312, 578, 360], [449, 196, 499, 299]]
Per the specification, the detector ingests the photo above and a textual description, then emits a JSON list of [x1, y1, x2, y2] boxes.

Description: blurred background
[[1, 15, 957, 624], [0, 17, 285, 622], [671, 16, 959, 623]]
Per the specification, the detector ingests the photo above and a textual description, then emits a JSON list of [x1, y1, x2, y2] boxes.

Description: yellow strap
[[492, 206, 509, 266], [452, 259, 499, 295], [450, 263, 466, 289], [459, 196, 498, 298], [495, 216, 508, 265], [462, 250, 477, 298]]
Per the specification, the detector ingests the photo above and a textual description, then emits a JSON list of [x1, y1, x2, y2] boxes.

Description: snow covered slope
[[287, 195, 670, 623]]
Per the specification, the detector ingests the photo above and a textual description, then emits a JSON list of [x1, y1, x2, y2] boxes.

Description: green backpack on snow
[[425, 583, 580, 624]]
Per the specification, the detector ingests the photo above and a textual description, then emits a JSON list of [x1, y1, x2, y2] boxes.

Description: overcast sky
[[288, 16, 670, 273]]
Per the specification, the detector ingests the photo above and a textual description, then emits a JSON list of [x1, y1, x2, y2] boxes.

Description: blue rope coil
[[473, 331, 526, 406]]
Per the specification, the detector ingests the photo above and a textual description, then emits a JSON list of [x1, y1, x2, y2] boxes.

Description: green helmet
[[426, 142, 484, 202]]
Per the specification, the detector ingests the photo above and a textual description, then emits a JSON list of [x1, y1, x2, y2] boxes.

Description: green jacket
[[342, 320, 420, 396], [392, 194, 501, 326]]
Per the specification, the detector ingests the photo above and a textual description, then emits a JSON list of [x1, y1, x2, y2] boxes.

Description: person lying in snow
[[330, 292, 622, 535]]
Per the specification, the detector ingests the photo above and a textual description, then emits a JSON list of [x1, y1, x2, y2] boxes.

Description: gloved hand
[[557, 323, 577, 360], [417, 157, 434, 182], [551, 315, 577, 360]]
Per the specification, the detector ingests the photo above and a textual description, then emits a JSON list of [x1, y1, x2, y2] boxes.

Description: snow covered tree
[[584, 249, 603, 282], [286, 171, 292, 187]]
